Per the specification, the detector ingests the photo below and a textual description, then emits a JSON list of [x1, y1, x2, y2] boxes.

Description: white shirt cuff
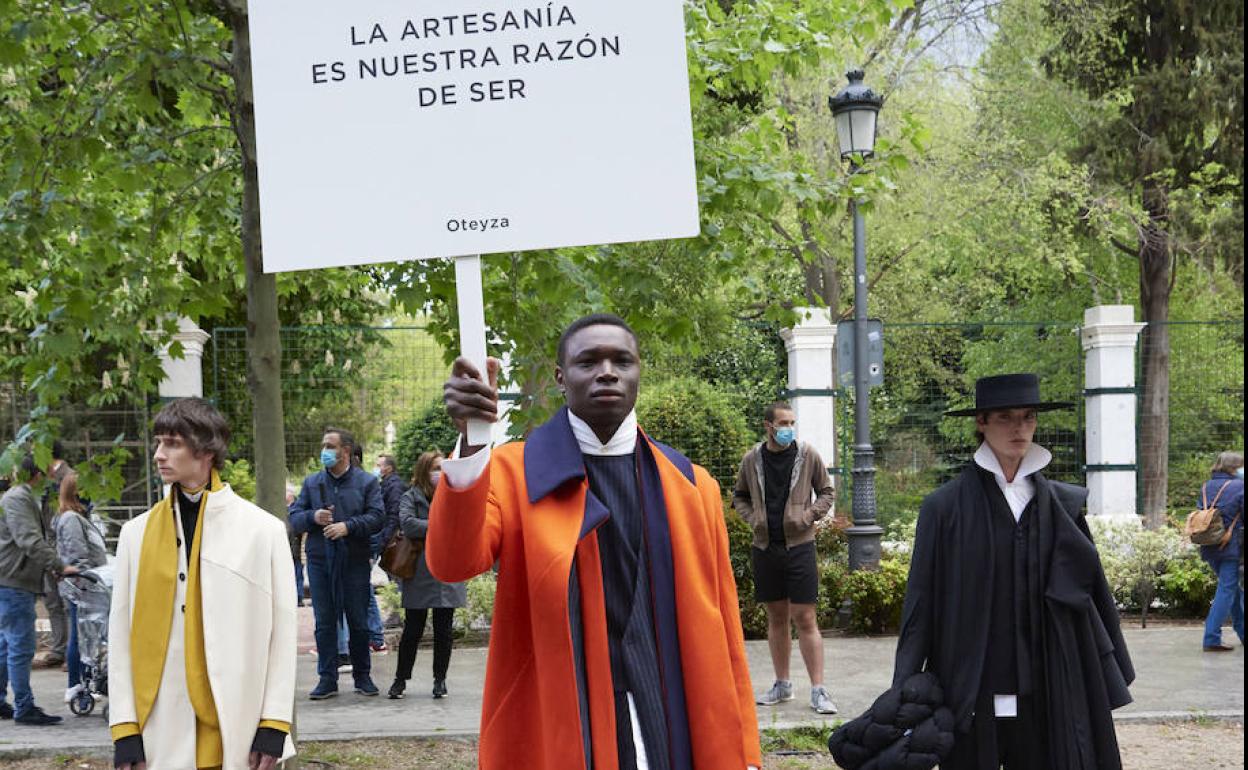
[[993, 694, 1018, 718], [441, 439, 491, 489]]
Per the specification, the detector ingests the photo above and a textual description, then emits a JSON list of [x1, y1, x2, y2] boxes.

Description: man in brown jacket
[[732, 402, 837, 714]]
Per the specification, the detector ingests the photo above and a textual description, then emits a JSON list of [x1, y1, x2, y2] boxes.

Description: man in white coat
[[109, 398, 297, 770]]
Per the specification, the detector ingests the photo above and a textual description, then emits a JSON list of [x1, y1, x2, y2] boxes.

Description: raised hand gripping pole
[[454, 254, 493, 447]]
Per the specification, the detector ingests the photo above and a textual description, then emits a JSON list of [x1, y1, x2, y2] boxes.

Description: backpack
[[1185, 481, 1239, 547]]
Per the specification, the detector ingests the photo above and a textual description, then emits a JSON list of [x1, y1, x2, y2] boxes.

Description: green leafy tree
[[1043, 0, 1244, 525]]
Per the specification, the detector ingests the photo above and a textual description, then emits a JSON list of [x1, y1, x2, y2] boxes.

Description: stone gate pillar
[[1081, 305, 1146, 520], [157, 317, 211, 399], [780, 308, 838, 480]]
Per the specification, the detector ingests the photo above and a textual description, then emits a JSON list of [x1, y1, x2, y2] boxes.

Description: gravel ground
[[2, 722, 1242, 769]]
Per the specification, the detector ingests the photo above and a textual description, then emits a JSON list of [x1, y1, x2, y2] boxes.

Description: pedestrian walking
[[52, 471, 107, 706], [432, 313, 762, 770], [894, 373, 1133, 769], [289, 427, 385, 699], [108, 397, 296, 769], [732, 401, 837, 714], [1197, 451, 1244, 652], [0, 453, 81, 725], [387, 450, 466, 700]]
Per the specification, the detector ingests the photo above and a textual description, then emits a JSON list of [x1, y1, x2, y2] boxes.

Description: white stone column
[[1081, 305, 1146, 520], [157, 317, 211, 399], [780, 308, 838, 480]]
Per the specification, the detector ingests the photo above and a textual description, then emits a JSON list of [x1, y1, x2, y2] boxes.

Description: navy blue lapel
[[523, 406, 611, 539], [637, 439, 693, 770]]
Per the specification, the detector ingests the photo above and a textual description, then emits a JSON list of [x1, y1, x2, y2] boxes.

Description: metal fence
[[0, 380, 155, 544], [209, 325, 448, 475], [833, 322, 1086, 524], [1137, 321, 1245, 517], [197, 318, 1241, 526]]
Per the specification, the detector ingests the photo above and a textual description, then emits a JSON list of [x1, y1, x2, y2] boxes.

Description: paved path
[[2, 612, 1241, 754]]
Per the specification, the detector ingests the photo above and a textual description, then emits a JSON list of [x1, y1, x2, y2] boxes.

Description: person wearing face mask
[[289, 428, 386, 699], [387, 450, 466, 699], [1197, 451, 1244, 652], [732, 402, 837, 714]]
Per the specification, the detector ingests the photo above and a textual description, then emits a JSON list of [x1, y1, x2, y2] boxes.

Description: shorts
[[751, 541, 819, 605]]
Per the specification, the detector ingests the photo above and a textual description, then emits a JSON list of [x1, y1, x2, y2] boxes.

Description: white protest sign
[[247, 0, 700, 271]]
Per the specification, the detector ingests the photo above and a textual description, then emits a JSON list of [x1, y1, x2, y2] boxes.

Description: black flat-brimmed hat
[[944, 373, 1073, 417]]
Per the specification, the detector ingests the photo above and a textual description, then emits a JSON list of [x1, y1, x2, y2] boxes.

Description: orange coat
[[426, 416, 761, 770]]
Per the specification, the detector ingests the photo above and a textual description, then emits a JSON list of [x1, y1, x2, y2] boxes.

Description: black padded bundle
[[828, 673, 956, 770]]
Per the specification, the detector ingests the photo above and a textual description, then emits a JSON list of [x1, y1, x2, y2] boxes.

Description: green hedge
[[636, 377, 753, 493], [394, 399, 461, 481]]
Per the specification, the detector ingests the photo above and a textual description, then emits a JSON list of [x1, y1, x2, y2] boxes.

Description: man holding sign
[[429, 314, 762, 770]]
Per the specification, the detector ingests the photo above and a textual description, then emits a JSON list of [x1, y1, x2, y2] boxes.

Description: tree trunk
[[1137, 176, 1172, 529], [227, 2, 298, 758]]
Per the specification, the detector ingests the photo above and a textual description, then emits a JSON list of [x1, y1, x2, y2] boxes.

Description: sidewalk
[[3, 614, 1241, 754]]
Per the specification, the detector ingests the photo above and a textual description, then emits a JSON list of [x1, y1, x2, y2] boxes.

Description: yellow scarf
[[131, 470, 224, 769]]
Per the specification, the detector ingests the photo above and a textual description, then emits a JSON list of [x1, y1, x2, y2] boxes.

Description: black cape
[[893, 463, 1135, 770]]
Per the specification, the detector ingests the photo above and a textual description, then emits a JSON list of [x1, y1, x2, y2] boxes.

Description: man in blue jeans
[[290, 428, 385, 699], [0, 454, 80, 725]]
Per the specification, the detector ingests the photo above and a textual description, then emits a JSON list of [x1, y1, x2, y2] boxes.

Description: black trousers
[[395, 607, 454, 681], [943, 695, 1046, 770]]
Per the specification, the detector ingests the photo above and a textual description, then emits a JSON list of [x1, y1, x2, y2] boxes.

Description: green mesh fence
[[1137, 321, 1245, 516], [209, 326, 448, 474], [835, 322, 1086, 526]]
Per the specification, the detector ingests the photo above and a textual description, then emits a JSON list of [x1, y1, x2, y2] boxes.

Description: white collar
[[567, 409, 637, 456], [974, 442, 1051, 485]]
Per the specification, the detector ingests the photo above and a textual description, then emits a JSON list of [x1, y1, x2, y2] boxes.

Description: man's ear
[[554, 366, 565, 390]]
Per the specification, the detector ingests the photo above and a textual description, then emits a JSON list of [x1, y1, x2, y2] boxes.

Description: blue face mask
[[774, 427, 796, 447], [320, 448, 338, 469], [371, 468, 382, 480], [1238, 467, 1245, 480]]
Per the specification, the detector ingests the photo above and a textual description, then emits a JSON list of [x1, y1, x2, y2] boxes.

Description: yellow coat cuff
[[259, 719, 291, 734], [111, 722, 141, 740]]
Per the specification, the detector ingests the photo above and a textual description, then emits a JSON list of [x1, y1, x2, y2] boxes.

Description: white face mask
[[1238, 467, 1245, 480], [429, 471, 442, 488]]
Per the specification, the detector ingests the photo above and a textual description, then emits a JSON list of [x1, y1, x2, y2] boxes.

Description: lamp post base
[[846, 523, 885, 572]]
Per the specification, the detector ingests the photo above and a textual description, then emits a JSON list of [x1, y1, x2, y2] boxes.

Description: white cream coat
[[108, 485, 298, 768]]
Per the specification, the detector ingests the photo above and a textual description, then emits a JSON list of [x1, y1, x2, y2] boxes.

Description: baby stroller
[[59, 564, 113, 718]]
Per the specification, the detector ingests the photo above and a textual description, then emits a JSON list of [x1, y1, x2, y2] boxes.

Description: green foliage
[[1089, 517, 1217, 618], [1156, 551, 1217, 617], [0, 1, 385, 498], [460, 572, 497, 632], [724, 510, 768, 639], [635, 377, 754, 493], [842, 557, 909, 634], [220, 458, 256, 503], [394, 401, 461, 483], [377, 581, 402, 618]]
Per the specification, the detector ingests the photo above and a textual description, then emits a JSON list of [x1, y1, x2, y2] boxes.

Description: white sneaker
[[756, 680, 794, 705], [811, 685, 838, 714], [64, 683, 84, 704]]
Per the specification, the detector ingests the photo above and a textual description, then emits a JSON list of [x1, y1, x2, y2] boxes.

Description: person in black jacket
[[289, 428, 386, 699], [893, 374, 1134, 770]]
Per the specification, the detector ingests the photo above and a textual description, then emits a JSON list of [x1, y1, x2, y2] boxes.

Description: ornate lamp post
[[829, 69, 884, 572]]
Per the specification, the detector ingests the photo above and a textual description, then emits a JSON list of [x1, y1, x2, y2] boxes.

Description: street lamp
[[829, 69, 884, 572]]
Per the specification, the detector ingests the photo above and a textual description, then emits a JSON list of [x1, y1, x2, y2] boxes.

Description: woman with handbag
[[53, 472, 108, 706], [1199, 451, 1244, 652], [387, 451, 467, 699]]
